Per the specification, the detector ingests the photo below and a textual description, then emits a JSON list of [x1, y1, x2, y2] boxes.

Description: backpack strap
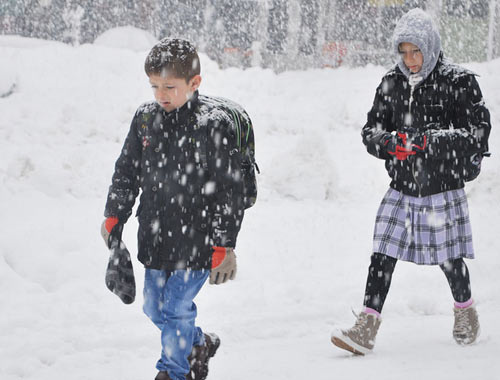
[[189, 109, 209, 171]]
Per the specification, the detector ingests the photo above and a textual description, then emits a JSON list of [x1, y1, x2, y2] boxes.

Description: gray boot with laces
[[331, 311, 381, 355], [453, 303, 480, 345]]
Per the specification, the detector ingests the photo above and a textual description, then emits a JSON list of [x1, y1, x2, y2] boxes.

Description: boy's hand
[[100, 216, 123, 249], [210, 247, 237, 285]]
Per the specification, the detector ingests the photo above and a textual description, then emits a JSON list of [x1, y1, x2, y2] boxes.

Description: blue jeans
[[143, 269, 209, 380]]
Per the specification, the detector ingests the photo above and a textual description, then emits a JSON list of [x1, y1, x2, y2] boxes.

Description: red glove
[[391, 145, 416, 160], [211, 246, 227, 269], [210, 246, 237, 285], [105, 217, 119, 233], [396, 130, 428, 152], [101, 216, 123, 248], [385, 132, 415, 160], [408, 134, 427, 152]]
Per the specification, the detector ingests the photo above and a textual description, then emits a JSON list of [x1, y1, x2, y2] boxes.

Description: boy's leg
[[143, 269, 206, 346], [143, 269, 169, 330], [148, 269, 209, 380], [363, 252, 397, 314]]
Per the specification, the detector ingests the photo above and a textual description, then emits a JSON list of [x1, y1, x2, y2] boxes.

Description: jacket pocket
[[137, 206, 163, 266]]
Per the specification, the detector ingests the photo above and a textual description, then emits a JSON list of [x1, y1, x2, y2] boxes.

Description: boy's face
[[149, 74, 201, 112]]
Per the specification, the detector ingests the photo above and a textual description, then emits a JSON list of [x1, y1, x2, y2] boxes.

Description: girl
[[331, 8, 491, 355]]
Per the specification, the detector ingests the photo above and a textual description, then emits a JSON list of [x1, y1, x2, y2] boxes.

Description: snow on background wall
[[1, 0, 500, 70], [0, 28, 500, 379]]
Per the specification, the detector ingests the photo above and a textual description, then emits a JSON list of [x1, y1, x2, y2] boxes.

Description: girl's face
[[399, 42, 423, 73]]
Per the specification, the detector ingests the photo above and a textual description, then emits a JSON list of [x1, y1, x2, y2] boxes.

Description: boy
[[101, 38, 256, 380], [331, 9, 490, 355]]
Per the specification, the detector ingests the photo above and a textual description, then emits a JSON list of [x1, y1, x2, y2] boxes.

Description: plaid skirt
[[373, 188, 474, 265]]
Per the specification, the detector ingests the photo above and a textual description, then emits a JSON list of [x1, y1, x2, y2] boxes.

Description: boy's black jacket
[[105, 91, 249, 270], [362, 54, 491, 197]]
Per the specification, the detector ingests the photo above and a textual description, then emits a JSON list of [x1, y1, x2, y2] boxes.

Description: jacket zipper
[[409, 85, 414, 115], [408, 83, 421, 192]]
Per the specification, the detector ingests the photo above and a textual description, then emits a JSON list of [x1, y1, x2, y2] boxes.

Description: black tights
[[363, 252, 472, 313]]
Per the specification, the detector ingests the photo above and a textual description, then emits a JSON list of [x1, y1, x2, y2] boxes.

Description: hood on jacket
[[392, 8, 441, 81]]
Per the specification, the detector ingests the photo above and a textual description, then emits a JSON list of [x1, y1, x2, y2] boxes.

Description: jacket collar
[[161, 90, 199, 123]]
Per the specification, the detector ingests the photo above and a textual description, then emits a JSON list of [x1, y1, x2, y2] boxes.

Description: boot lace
[[349, 309, 369, 333], [454, 308, 471, 333]]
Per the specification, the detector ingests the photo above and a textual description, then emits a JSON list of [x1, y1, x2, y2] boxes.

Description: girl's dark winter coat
[[362, 54, 491, 197], [104, 91, 247, 271]]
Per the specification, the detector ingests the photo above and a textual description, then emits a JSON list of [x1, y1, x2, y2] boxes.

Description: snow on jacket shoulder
[[362, 55, 491, 197], [104, 91, 248, 270]]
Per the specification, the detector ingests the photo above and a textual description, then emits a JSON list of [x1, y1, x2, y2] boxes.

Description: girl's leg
[[440, 258, 480, 344], [439, 258, 472, 304], [331, 252, 396, 354], [363, 252, 397, 314]]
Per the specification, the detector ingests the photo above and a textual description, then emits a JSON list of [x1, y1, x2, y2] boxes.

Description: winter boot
[[186, 333, 221, 380], [453, 303, 480, 345], [154, 371, 172, 380], [331, 311, 381, 355]]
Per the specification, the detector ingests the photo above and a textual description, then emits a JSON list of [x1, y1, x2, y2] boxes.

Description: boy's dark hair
[[144, 38, 200, 82]]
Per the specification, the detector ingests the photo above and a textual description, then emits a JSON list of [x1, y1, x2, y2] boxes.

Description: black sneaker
[[186, 333, 221, 380]]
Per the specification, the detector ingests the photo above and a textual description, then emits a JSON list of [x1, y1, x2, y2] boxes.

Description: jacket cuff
[[211, 227, 237, 248]]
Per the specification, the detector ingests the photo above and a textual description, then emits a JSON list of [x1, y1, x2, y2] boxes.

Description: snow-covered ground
[[1, 31, 499, 380]]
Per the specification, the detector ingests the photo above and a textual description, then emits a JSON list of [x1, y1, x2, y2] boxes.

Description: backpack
[[225, 104, 259, 209], [196, 96, 258, 209]]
